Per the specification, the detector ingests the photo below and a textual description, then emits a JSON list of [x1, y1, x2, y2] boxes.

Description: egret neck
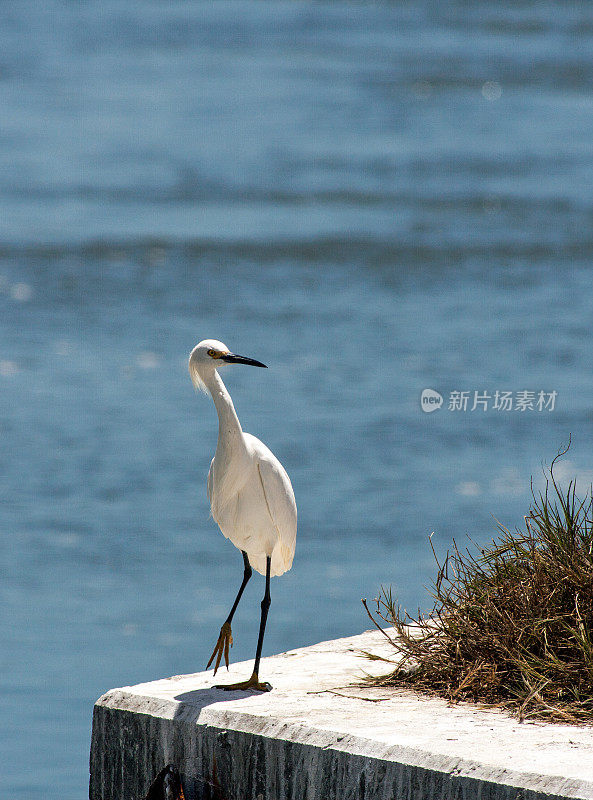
[[203, 368, 243, 445], [203, 369, 249, 517]]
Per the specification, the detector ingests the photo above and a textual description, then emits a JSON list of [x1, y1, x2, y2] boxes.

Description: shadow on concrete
[[173, 685, 256, 711]]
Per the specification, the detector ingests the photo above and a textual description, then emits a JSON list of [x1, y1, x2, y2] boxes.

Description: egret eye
[[207, 349, 218, 358]]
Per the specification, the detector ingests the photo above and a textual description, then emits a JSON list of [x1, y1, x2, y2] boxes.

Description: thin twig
[[361, 598, 398, 647], [307, 688, 389, 703]]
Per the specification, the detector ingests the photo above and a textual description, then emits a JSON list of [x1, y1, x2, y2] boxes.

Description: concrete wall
[[89, 630, 593, 800]]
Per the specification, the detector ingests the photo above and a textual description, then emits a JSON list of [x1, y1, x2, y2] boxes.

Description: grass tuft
[[363, 445, 593, 723]]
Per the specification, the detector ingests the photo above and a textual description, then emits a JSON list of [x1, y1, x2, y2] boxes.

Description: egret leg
[[207, 551, 251, 675], [216, 555, 272, 692]]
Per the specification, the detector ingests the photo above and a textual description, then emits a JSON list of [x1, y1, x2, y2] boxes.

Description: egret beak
[[220, 353, 267, 368]]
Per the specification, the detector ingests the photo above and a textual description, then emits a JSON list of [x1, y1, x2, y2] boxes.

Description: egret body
[[189, 339, 297, 691]]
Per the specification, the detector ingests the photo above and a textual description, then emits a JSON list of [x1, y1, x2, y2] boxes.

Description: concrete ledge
[[90, 630, 593, 800]]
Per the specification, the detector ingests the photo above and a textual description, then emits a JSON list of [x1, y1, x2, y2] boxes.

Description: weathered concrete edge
[[93, 688, 593, 800], [90, 702, 578, 800]]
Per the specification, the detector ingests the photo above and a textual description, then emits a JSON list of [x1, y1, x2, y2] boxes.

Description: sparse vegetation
[[364, 446, 593, 723]]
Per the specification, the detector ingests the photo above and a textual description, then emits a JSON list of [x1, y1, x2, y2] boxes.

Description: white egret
[[189, 339, 297, 691]]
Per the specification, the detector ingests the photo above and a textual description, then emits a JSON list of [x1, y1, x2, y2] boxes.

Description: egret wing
[[256, 454, 297, 571], [207, 457, 216, 520]]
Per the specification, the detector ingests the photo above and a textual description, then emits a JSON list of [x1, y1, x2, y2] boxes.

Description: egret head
[[189, 339, 267, 392]]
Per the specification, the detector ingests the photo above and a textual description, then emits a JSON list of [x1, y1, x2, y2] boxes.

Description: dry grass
[[363, 446, 593, 723]]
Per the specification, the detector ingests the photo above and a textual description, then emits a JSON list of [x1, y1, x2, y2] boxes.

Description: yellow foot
[[215, 670, 272, 692], [206, 621, 233, 676]]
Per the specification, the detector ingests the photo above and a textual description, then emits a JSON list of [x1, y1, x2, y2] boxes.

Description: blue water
[[2, 2, 593, 797]]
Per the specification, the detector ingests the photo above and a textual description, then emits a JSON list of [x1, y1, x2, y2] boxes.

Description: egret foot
[[215, 670, 272, 692], [206, 621, 233, 676]]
